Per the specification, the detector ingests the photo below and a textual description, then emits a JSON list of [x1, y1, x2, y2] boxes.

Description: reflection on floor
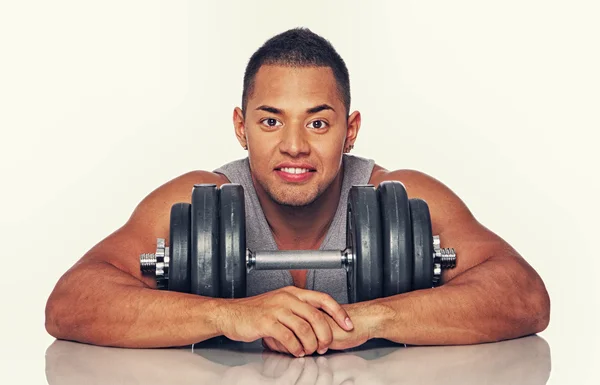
[[45, 335, 551, 385]]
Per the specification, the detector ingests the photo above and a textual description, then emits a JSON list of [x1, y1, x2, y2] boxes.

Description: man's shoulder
[[368, 164, 454, 202], [368, 164, 474, 235], [369, 164, 432, 189], [174, 170, 231, 187]]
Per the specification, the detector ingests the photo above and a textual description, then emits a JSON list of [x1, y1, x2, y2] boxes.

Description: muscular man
[[45, 28, 550, 357]]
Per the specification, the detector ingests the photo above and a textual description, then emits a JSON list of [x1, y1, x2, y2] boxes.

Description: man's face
[[234, 65, 359, 207]]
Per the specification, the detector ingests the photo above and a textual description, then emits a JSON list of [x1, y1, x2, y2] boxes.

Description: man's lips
[[274, 163, 316, 182], [274, 169, 314, 182], [274, 162, 316, 171]]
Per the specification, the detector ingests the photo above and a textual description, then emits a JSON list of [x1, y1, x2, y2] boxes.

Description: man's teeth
[[280, 167, 310, 174]]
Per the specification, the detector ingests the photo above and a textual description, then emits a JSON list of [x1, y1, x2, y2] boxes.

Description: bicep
[[78, 170, 227, 283], [385, 170, 517, 283]]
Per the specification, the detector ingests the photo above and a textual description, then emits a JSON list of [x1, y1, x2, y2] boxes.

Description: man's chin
[[269, 189, 319, 208], [271, 195, 315, 208]]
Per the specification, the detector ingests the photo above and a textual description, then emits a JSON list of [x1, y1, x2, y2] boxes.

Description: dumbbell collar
[[432, 235, 457, 286], [139, 238, 170, 289]]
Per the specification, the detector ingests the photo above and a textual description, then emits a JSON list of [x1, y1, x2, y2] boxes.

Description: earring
[[344, 144, 354, 153], [243, 145, 248, 150]]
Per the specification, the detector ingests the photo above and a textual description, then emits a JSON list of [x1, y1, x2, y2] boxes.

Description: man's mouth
[[277, 167, 313, 174], [274, 164, 316, 182]]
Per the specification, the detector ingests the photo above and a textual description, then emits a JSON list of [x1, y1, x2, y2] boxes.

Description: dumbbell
[[140, 182, 457, 303]]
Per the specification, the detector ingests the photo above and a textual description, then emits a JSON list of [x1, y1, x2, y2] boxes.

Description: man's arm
[[45, 170, 354, 354], [45, 170, 230, 348], [327, 169, 550, 349]]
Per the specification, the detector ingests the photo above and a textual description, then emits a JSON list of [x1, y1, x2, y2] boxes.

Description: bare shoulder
[[370, 165, 466, 209], [368, 164, 475, 227], [369, 163, 516, 280], [369, 164, 446, 195], [127, 170, 230, 224]]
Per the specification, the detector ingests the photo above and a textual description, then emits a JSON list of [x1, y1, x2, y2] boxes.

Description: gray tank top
[[213, 154, 375, 304]]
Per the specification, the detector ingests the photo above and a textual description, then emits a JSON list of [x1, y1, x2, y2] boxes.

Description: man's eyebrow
[[254, 104, 335, 115], [306, 104, 335, 114], [255, 105, 282, 114]]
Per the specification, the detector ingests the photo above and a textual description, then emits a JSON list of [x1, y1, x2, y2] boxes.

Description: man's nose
[[279, 123, 310, 156]]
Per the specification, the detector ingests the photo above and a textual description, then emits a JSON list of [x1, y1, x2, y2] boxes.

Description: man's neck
[[252, 168, 344, 251]]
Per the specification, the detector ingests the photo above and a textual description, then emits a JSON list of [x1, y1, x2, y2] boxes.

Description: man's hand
[[217, 286, 354, 357], [320, 304, 371, 351], [263, 303, 376, 355]]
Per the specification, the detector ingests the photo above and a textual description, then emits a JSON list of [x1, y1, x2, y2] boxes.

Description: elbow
[[45, 289, 71, 340], [510, 256, 551, 337], [45, 295, 62, 339], [513, 271, 550, 337], [530, 279, 551, 334], [45, 279, 79, 341], [44, 264, 101, 342], [494, 260, 551, 341]]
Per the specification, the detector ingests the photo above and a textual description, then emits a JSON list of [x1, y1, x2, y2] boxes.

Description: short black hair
[[242, 28, 351, 118]]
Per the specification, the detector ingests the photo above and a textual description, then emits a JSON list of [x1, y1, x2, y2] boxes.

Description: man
[[45, 28, 550, 358]]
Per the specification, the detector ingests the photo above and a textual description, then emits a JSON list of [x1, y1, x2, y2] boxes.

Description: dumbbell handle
[[140, 237, 456, 286], [247, 249, 351, 271]]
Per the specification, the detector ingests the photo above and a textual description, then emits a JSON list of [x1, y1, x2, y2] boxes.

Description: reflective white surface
[[45, 336, 551, 385]]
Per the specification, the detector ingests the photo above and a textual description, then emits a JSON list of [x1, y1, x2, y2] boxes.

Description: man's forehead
[[249, 65, 341, 109]]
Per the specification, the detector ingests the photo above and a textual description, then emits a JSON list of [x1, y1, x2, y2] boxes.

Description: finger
[[288, 300, 333, 353], [294, 290, 354, 331], [264, 337, 289, 355], [274, 339, 290, 355], [269, 323, 305, 358], [262, 337, 276, 351], [278, 310, 319, 355]]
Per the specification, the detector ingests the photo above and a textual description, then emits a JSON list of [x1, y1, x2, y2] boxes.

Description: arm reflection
[[46, 335, 550, 385]]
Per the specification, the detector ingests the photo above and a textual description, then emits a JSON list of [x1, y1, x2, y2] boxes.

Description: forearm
[[367, 255, 550, 345], [45, 261, 226, 348]]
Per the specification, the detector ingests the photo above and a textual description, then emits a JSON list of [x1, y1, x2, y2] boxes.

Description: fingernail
[[345, 317, 354, 329], [299, 352, 305, 357], [318, 348, 328, 355]]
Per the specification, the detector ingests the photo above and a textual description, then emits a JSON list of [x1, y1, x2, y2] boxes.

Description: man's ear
[[233, 107, 248, 149], [345, 110, 361, 149]]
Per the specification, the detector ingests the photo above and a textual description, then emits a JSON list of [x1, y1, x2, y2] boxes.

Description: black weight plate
[[346, 185, 383, 303], [191, 184, 220, 297], [219, 184, 247, 298], [378, 181, 413, 296], [168, 203, 191, 293], [410, 199, 434, 290]]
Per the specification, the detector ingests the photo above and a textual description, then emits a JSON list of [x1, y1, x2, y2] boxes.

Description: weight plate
[[191, 184, 220, 297], [168, 203, 191, 293], [410, 199, 434, 290], [219, 184, 247, 298], [378, 181, 413, 296], [346, 185, 383, 303]]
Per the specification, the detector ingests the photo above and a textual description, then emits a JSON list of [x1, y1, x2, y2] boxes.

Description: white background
[[1, 1, 599, 383]]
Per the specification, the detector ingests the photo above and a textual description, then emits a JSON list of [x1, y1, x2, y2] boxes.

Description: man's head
[[233, 28, 361, 207], [241, 28, 351, 119]]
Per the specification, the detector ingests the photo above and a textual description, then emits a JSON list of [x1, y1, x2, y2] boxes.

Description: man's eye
[[308, 120, 328, 129], [261, 118, 282, 127]]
